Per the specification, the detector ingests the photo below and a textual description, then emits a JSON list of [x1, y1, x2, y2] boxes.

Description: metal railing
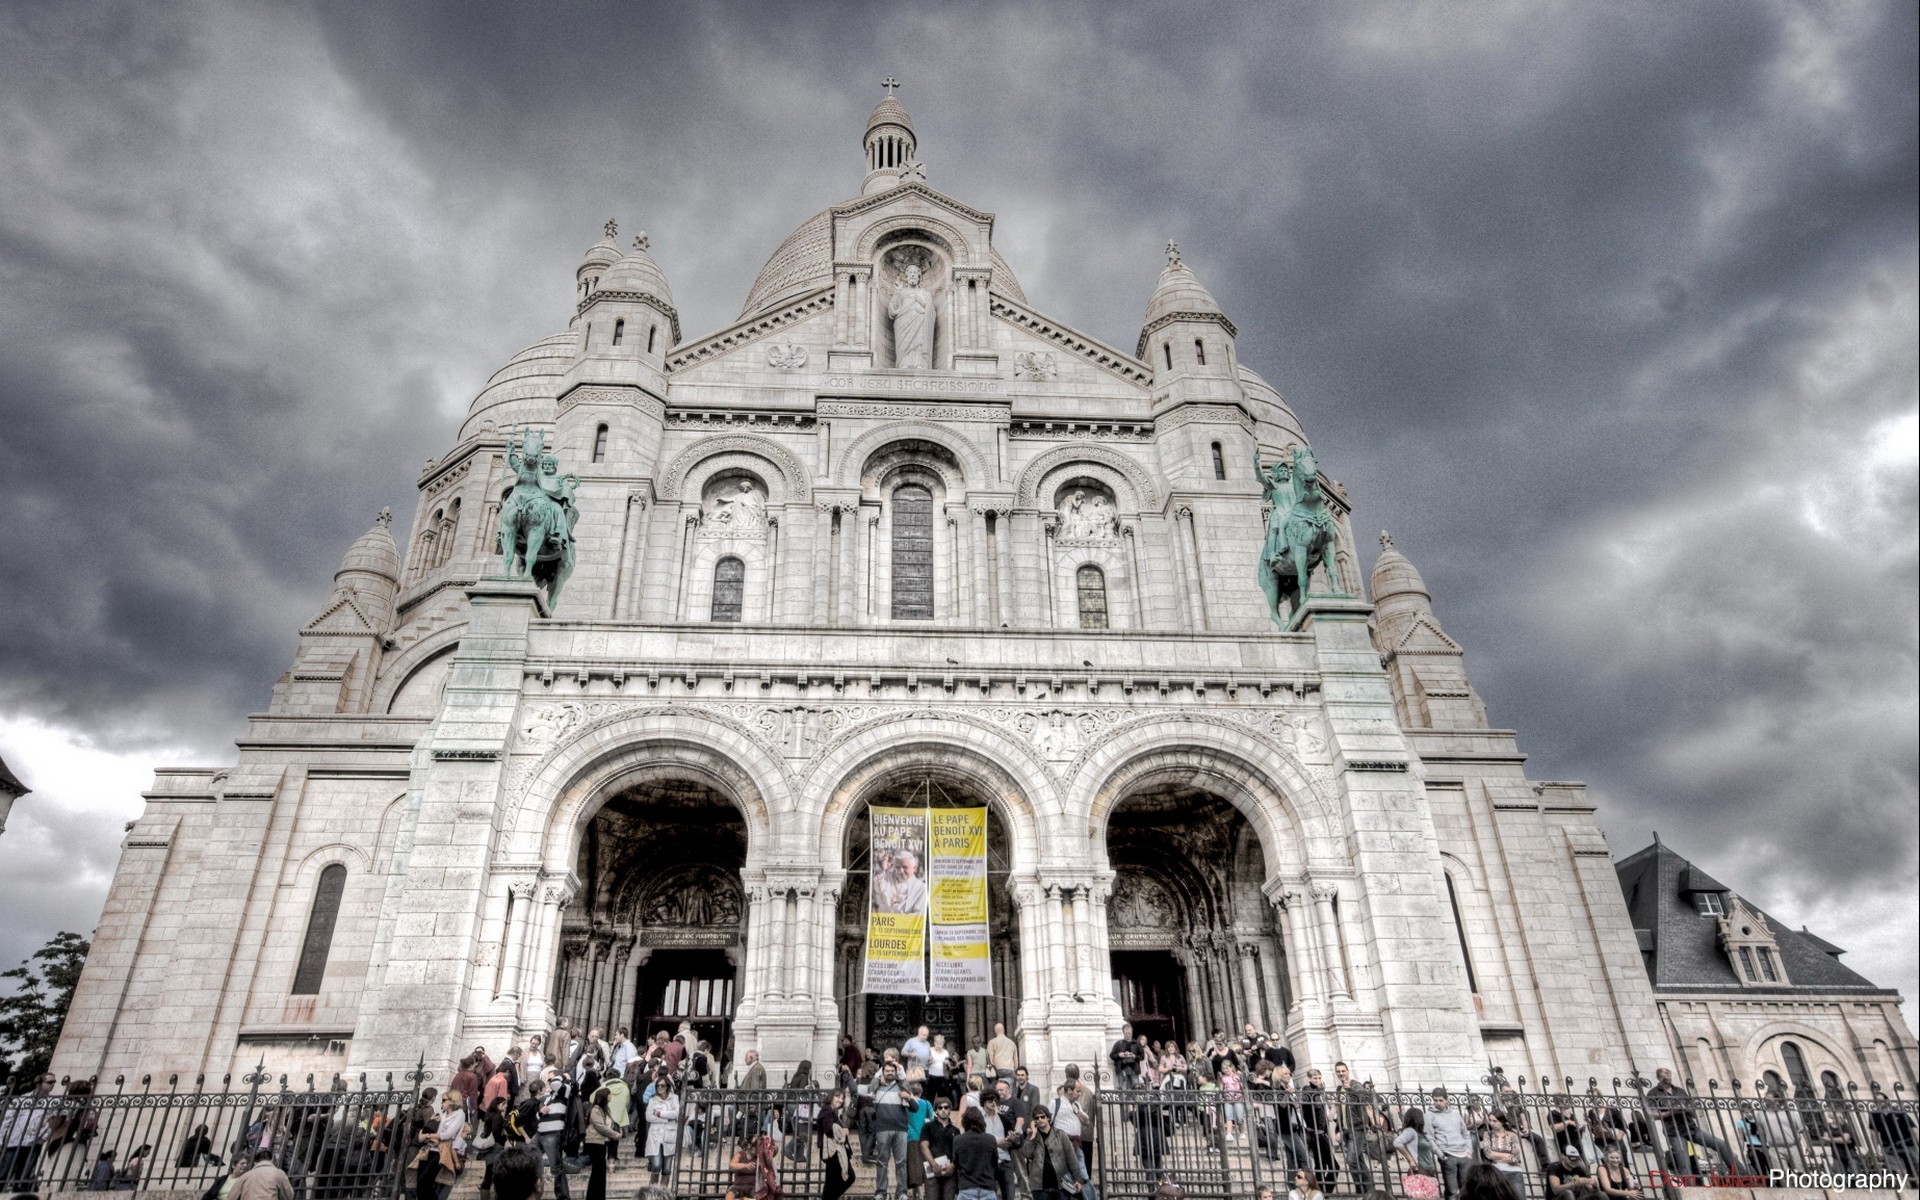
[[0, 1065, 429, 1198], [1084, 1073, 1919, 1199], [669, 1087, 830, 1200]]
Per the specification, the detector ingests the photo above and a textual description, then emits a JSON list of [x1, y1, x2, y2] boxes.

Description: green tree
[[0, 931, 89, 1092]]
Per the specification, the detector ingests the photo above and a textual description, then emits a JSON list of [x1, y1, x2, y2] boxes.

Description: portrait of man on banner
[[874, 845, 929, 914]]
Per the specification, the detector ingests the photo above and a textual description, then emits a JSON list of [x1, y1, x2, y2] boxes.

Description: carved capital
[[510, 880, 538, 901], [1309, 881, 1340, 904]]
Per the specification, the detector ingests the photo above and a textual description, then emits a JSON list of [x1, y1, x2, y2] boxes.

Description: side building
[[1618, 839, 1918, 1094]]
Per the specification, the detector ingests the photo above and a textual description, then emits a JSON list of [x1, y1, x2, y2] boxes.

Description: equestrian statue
[[497, 427, 579, 610], [1257, 445, 1351, 626]]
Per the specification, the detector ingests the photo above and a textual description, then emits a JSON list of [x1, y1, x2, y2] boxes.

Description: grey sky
[[0, 1, 1914, 1018]]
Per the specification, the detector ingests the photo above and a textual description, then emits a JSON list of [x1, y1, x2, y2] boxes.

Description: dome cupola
[[862, 78, 920, 195], [576, 218, 624, 300], [333, 508, 400, 629]]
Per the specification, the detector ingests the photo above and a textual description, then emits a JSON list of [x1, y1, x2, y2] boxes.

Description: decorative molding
[[433, 748, 504, 762], [817, 400, 1008, 421], [821, 374, 1004, 396], [667, 288, 832, 372], [666, 409, 814, 429], [1012, 350, 1057, 381], [559, 386, 664, 419], [1014, 442, 1163, 510], [1136, 308, 1238, 358], [1155, 402, 1253, 433], [991, 296, 1154, 386], [577, 290, 681, 344], [656, 433, 814, 503], [420, 457, 472, 497], [764, 342, 808, 370], [1010, 420, 1153, 442]]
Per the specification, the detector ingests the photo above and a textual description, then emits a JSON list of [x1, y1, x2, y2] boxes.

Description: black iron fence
[[1086, 1075, 1919, 1199], [0, 1066, 427, 1198], [669, 1087, 830, 1200]]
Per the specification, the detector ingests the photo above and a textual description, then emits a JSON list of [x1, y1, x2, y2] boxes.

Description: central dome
[[738, 202, 1028, 320]]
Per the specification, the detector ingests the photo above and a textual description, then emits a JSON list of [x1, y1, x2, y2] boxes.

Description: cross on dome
[[882, 75, 900, 95], [632, 233, 649, 253], [1166, 240, 1182, 267], [603, 218, 618, 239], [377, 508, 392, 527], [1380, 530, 1395, 551]]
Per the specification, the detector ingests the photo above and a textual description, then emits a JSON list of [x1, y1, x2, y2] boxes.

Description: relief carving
[[1013, 350, 1058, 381], [765, 342, 808, 370]]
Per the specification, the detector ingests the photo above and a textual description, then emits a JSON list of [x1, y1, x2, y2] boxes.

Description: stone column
[[1044, 886, 1071, 1000], [1041, 517, 1059, 627], [1068, 888, 1095, 997], [765, 515, 780, 619], [814, 503, 835, 623], [499, 881, 534, 1002], [1238, 944, 1266, 1031], [1311, 883, 1351, 1001], [608, 940, 635, 1034], [1122, 524, 1145, 630], [1174, 946, 1207, 1044], [970, 508, 993, 625], [612, 493, 648, 620], [993, 509, 1014, 627], [674, 509, 700, 619], [837, 505, 858, 626], [1279, 889, 1319, 1013], [1257, 940, 1289, 1030], [1173, 506, 1208, 630], [864, 508, 881, 619], [522, 882, 573, 1033]]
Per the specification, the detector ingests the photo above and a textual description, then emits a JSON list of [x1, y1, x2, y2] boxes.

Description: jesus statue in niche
[[888, 263, 935, 370]]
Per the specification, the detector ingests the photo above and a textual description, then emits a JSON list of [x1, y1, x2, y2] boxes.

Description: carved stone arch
[[658, 434, 812, 503], [373, 629, 465, 714], [1016, 443, 1162, 511], [1747, 1025, 1855, 1080], [508, 711, 793, 873], [1073, 720, 1330, 881], [851, 213, 977, 265], [807, 715, 1059, 873], [836, 422, 992, 490], [1437, 850, 1481, 891], [291, 841, 373, 880]]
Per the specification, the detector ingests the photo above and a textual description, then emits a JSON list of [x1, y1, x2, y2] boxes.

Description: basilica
[[51, 91, 1914, 1094]]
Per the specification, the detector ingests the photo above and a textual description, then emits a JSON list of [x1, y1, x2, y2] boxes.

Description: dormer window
[[1695, 892, 1723, 916], [1757, 946, 1778, 981]]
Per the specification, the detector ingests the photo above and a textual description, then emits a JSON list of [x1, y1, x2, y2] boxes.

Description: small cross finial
[[1379, 530, 1394, 551], [377, 508, 392, 527], [882, 76, 900, 96], [632, 232, 649, 253], [603, 218, 618, 239], [1165, 239, 1181, 267]]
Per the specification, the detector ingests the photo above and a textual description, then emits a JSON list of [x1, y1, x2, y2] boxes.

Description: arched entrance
[[555, 779, 747, 1056], [1106, 787, 1290, 1046], [834, 777, 1022, 1056]]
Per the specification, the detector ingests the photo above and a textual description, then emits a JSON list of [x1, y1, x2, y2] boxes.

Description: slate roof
[[1615, 840, 1893, 997], [0, 753, 26, 798]]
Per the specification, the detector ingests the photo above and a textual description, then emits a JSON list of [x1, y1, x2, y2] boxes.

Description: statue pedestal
[[470, 574, 551, 618], [1285, 594, 1372, 632]]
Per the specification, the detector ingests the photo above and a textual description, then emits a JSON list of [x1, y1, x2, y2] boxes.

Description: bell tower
[[862, 77, 919, 195]]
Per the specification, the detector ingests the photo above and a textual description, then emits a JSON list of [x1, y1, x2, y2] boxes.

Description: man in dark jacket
[[953, 1109, 1000, 1200], [1013, 1107, 1086, 1200]]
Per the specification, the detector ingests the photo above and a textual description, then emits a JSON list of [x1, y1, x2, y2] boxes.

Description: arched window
[[1163, 343, 1173, 370], [1761, 1069, 1787, 1098], [1820, 1070, 1842, 1097], [891, 485, 934, 620], [612, 318, 625, 346], [592, 424, 609, 464], [292, 864, 347, 995], [1210, 441, 1226, 479], [1194, 337, 1207, 365], [1782, 1041, 1814, 1092], [1445, 874, 1480, 994], [647, 325, 657, 353], [1076, 564, 1109, 629], [710, 556, 745, 622]]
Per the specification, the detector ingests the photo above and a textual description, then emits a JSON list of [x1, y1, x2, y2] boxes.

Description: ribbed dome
[[1142, 256, 1224, 327], [1371, 532, 1430, 606], [599, 243, 675, 308], [738, 206, 1027, 319], [337, 511, 400, 583], [866, 95, 914, 136], [580, 235, 622, 273]]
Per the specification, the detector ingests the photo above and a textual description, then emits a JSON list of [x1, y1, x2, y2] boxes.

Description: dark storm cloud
[[0, 1, 1912, 1002]]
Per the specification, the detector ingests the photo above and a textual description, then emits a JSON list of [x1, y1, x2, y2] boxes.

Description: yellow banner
[[928, 807, 993, 995], [863, 807, 928, 994]]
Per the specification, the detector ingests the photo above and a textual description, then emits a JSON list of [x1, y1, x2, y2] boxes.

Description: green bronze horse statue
[[498, 427, 579, 610], [1257, 445, 1348, 626]]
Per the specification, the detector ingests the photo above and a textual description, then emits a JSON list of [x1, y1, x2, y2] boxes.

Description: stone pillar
[[970, 508, 993, 625], [813, 503, 835, 623], [612, 493, 649, 620], [864, 507, 881, 619], [1238, 944, 1266, 1031], [609, 940, 636, 1035], [1043, 886, 1071, 1000], [1257, 940, 1289, 1031], [1173, 506, 1208, 630], [1278, 889, 1319, 1013], [837, 505, 858, 625], [1311, 883, 1351, 1001], [1122, 524, 1145, 630], [499, 881, 534, 1002], [1174, 946, 1207, 1045], [992, 509, 1014, 627], [1041, 517, 1060, 627], [521, 880, 573, 1034]]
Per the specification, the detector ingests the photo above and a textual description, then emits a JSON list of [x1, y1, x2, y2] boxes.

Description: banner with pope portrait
[[862, 807, 929, 995]]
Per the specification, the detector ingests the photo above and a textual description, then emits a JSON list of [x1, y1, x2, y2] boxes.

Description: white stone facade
[[54, 94, 1688, 1091]]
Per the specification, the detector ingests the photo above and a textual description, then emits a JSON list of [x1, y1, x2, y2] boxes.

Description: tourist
[[600, 1073, 629, 1161], [608, 1029, 635, 1079], [1060, 1065, 1096, 1173], [980, 1092, 1018, 1200], [415, 1089, 466, 1200], [995, 1078, 1030, 1142], [489, 1145, 542, 1200], [967, 1041, 993, 1087], [903, 1081, 935, 1197], [511, 1079, 544, 1148], [1333, 1064, 1381, 1192], [535, 1071, 572, 1200], [987, 1024, 1020, 1082], [1544, 1145, 1596, 1199], [952, 1109, 999, 1200], [921, 1093, 960, 1200], [642, 1079, 679, 1184], [483, 1061, 515, 1115], [1013, 1105, 1085, 1200], [87, 1149, 117, 1190], [855, 1060, 881, 1162], [1220, 1062, 1246, 1143], [177, 1123, 221, 1169], [1046, 1084, 1086, 1169], [581, 1087, 615, 1200], [1644, 1068, 1746, 1179], [1424, 1089, 1474, 1200], [474, 1096, 509, 1198], [736, 1049, 767, 1091], [523, 1041, 545, 1081], [871, 1061, 914, 1200], [234, 1151, 293, 1200], [452, 1058, 483, 1116], [200, 1157, 250, 1200], [903, 1025, 935, 1084], [1012, 1067, 1042, 1112], [1594, 1148, 1641, 1199], [1393, 1107, 1440, 1200], [1480, 1112, 1527, 1200], [676, 1021, 699, 1062], [1459, 1163, 1517, 1200], [0, 1072, 56, 1186], [818, 1090, 857, 1200], [723, 1137, 757, 1200], [1298, 1070, 1336, 1176], [928, 1034, 954, 1104], [1287, 1167, 1322, 1200]]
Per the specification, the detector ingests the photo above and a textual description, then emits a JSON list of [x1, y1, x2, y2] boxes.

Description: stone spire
[[577, 220, 623, 299], [862, 78, 920, 195], [1369, 532, 1488, 729], [1138, 240, 1237, 363]]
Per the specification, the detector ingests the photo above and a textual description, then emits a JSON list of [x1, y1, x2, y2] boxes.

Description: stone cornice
[[1136, 308, 1239, 359], [991, 296, 1154, 387], [577, 290, 681, 344], [667, 287, 833, 373], [830, 181, 995, 230]]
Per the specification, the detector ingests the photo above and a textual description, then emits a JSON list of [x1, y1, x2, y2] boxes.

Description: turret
[[861, 82, 919, 195], [1143, 241, 1248, 485], [1370, 532, 1489, 729], [333, 508, 401, 630], [559, 224, 677, 474]]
